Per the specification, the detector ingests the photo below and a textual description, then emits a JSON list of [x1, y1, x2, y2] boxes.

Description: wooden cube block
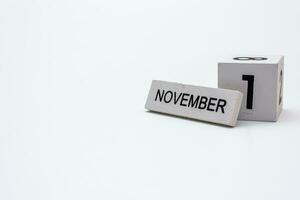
[[218, 55, 284, 121]]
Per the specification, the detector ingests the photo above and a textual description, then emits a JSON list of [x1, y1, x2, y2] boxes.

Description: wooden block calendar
[[145, 80, 243, 126], [218, 55, 284, 121]]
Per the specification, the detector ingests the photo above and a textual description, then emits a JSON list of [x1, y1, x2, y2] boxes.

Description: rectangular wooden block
[[145, 80, 243, 127]]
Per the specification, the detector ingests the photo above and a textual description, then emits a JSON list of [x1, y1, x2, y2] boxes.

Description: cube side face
[[218, 62, 278, 121], [276, 57, 284, 119]]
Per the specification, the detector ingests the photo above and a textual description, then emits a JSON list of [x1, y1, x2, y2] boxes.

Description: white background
[[1, 0, 300, 199]]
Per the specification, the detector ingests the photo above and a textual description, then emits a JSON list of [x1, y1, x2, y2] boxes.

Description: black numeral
[[242, 75, 254, 109], [279, 70, 283, 105]]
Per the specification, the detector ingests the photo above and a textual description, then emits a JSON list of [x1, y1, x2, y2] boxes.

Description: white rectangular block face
[[218, 55, 284, 121], [145, 80, 243, 127]]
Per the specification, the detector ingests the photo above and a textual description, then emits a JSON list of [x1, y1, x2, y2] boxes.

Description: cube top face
[[220, 55, 283, 65], [218, 55, 284, 121]]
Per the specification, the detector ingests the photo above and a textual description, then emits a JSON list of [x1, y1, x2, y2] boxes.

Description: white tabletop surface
[[1, 0, 300, 199]]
